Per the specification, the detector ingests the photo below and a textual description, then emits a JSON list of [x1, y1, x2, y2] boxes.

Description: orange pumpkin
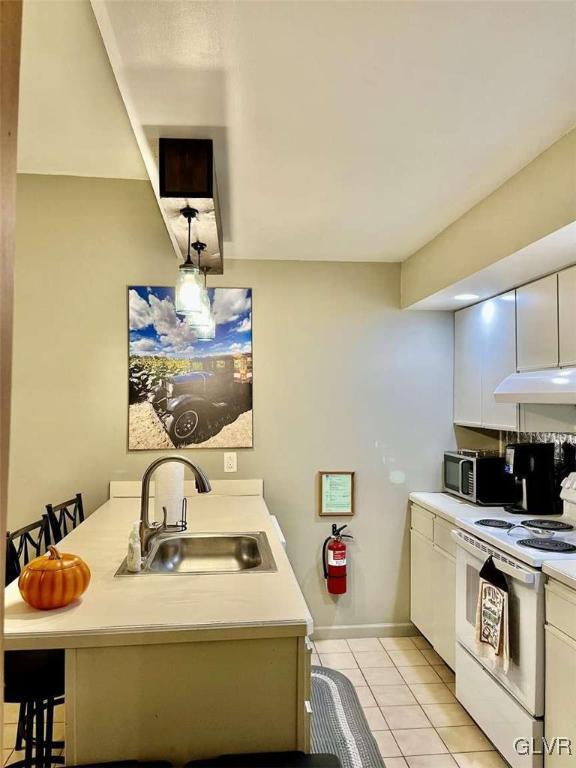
[[18, 546, 91, 610]]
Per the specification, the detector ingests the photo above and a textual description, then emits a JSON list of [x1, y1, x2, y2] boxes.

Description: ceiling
[[18, 0, 146, 180], [20, 0, 576, 264]]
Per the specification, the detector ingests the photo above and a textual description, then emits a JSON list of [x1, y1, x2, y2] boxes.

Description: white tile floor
[[312, 636, 508, 768], [3, 703, 65, 766]]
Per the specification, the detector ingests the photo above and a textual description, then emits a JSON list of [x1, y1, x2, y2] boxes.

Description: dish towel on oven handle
[[474, 556, 510, 672]]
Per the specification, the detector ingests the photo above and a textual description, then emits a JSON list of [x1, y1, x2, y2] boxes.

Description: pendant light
[[188, 250, 216, 341], [174, 206, 205, 316], [192, 300, 216, 341]]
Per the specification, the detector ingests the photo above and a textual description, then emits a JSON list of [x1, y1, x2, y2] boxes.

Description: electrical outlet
[[224, 452, 237, 473]]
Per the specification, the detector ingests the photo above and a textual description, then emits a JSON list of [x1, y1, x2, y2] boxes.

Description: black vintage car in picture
[[128, 286, 253, 449]]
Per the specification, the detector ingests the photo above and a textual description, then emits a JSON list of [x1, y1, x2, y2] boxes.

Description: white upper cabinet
[[454, 294, 518, 430], [516, 274, 559, 371], [559, 265, 576, 367], [454, 304, 482, 426], [479, 293, 518, 430]]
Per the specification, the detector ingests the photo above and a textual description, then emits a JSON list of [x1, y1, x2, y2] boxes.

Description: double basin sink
[[116, 531, 277, 576]]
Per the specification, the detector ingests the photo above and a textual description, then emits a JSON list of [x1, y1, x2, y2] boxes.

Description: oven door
[[453, 530, 545, 716]]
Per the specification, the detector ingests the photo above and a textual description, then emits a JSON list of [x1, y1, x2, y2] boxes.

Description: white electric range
[[455, 513, 576, 567], [451, 473, 576, 768]]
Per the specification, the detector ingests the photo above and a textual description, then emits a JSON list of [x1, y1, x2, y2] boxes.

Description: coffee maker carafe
[[504, 442, 557, 515]]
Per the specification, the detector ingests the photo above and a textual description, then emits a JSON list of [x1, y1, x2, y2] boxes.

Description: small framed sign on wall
[[318, 471, 355, 516]]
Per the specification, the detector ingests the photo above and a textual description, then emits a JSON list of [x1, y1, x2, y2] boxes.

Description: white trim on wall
[[312, 622, 417, 641]]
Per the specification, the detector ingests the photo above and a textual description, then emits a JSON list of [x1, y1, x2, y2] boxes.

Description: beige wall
[[10, 174, 454, 633], [401, 128, 576, 307]]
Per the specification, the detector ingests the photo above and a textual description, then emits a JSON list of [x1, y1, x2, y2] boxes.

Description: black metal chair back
[[5, 516, 51, 585], [46, 492, 84, 543], [5, 518, 63, 766]]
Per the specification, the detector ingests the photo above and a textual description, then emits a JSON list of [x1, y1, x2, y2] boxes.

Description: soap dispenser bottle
[[126, 522, 142, 573]]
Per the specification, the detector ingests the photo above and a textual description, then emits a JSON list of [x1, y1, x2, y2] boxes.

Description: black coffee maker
[[504, 442, 557, 515]]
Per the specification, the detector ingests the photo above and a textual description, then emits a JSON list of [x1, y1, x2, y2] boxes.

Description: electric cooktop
[[476, 519, 514, 529], [475, 518, 574, 532], [517, 539, 576, 553], [456, 513, 576, 566], [523, 519, 574, 531]]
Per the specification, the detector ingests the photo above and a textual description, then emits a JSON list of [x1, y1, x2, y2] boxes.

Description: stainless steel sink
[[116, 531, 277, 576]]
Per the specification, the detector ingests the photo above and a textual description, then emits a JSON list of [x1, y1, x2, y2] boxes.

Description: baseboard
[[312, 622, 418, 640]]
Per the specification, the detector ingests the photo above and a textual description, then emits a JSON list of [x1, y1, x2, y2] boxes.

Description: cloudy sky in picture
[[129, 286, 252, 358]]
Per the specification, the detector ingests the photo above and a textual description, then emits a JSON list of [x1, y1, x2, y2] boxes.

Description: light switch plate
[[224, 452, 237, 473]]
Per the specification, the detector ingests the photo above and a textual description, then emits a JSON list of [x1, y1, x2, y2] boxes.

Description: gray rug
[[311, 666, 386, 768]]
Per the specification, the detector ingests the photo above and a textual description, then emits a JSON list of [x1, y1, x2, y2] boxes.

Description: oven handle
[[451, 530, 537, 585]]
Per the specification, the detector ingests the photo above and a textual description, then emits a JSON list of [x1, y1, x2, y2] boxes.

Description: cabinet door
[[454, 304, 482, 426], [480, 293, 518, 430], [410, 529, 435, 642], [432, 545, 456, 669], [299, 638, 312, 752], [517, 274, 559, 371], [545, 625, 576, 767], [559, 266, 576, 367]]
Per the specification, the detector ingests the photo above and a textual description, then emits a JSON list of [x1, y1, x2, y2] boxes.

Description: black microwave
[[443, 450, 519, 506]]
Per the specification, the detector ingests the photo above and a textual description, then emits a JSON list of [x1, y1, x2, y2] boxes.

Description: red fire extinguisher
[[322, 524, 353, 595]]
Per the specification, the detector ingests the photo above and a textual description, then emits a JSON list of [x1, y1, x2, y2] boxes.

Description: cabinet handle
[[305, 701, 312, 714]]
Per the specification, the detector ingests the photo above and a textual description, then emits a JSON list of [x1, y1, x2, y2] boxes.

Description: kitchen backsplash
[[454, 425, 500, 452], [456, 426, 576, 458], [501, 431, 576, 462]]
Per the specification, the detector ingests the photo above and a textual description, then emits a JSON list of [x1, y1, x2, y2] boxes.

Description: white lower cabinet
[[545, 580, 576, 767], [410, 505, 456, 666], [545, 626, 576, 767], [410, 529, 435, 640], [67, 634, 311, 763], [432, 544, 456, 669]]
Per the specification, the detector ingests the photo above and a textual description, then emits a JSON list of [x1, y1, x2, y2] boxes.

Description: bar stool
[[64, 763, 172, 768], [5, 516, 65, 767], [46, 493, 84, 544]]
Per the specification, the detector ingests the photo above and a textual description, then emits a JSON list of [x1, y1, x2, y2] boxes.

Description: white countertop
[[542, 561, 576, 591], [409, 492, 510, 525], [4, 495, 313, 650]]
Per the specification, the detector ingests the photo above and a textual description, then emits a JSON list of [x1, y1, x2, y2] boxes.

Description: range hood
[[494, 368, 576, 404]]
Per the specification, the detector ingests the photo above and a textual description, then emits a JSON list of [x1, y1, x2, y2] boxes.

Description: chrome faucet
[[139, 456, 211, 558]]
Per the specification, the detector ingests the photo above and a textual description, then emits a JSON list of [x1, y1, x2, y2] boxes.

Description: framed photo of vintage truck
[[128, 286, 253, 450]]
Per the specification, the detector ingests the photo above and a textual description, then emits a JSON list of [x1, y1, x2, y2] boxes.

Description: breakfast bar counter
[[5, 494, 313, 763], [5, 495, 312, 649]]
